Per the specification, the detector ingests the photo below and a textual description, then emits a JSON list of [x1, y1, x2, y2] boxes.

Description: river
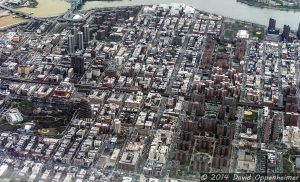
[[0, 0, 300, 29], [0, 0, 69, 28]]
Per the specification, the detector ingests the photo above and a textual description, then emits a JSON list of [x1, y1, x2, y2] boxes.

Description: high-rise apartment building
[[282, 25, 291, 41], [68, 35, 75, 54], [77, 31, 84, 50], [83, 24, 90, 46], [71, 54, 84, 75]]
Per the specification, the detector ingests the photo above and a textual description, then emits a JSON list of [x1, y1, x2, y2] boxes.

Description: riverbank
[[237, 0, 300, 12], [2, 0, 300, 29], [0, 0, 69, 28], [81, 0, 300, 30], [8, 0, 39, 8], [0, 14, 28, 29], [0, 21, 28, 31]]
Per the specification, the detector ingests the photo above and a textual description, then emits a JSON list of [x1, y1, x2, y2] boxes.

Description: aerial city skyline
[[0, 0, 300, 182]]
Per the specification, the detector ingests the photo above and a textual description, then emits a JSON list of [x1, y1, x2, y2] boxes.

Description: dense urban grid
[[0, 3, 299, 182]]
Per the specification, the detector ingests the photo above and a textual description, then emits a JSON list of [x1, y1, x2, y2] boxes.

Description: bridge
[[0, 5, 45, 21]]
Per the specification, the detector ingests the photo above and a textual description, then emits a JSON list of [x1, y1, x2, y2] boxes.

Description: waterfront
[[18, 0, 69, 17], [0, 0, 69, 28], [82, 0, 300, 30], [0, 14, 25, 28], [1, 0, 300, 29]]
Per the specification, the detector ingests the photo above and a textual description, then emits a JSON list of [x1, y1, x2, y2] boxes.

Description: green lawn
[[206, 111, 217, 115], [283, 148, 300, 172], [11, 100, 34, 109], [244, 111, 259, 121], [283, 157, 293, 174], [252, 31, 263, 39], [224, 29, 234, 39]]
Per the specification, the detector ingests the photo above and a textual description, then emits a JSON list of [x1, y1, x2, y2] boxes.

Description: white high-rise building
[[77, 31, 84, 50], [83, 24, 90, 46]]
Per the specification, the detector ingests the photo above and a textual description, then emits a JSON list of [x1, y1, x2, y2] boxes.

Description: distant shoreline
[[0, 4, 266, 35], [237, 0, 300, 12]]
